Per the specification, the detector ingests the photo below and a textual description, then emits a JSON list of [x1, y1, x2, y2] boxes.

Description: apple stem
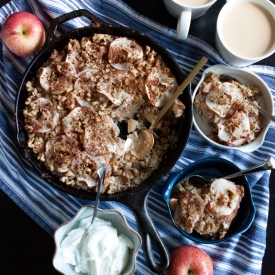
[[14, 31, 25, 35]]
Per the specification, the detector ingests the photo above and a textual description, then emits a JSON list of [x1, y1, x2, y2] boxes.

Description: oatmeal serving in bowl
[[194, 72, 263, 146], [170, 177, 244, 240], [23, 34, 185, 194], [192, 64, 274, 152], [162, 157, 256, 243]]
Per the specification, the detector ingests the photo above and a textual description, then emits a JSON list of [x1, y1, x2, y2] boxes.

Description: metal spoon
[[185, 157, 275, 187], [247, 98, 275, 123], [133, 56, 208, 160], [76, 166, 107, 260]]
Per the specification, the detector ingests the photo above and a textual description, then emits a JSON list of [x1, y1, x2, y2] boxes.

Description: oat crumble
[[23, 34, 185, 194]]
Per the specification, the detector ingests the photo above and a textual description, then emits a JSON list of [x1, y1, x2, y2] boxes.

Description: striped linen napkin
[[1, 0, 274, 274]]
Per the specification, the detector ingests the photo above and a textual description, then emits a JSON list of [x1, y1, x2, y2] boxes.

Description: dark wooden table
[[1, 1, 274, 274]]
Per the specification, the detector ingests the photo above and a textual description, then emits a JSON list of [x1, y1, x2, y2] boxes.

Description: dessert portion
[[194, 72, 263, 146], [170, 177, 244, 240], [23, 34, 185, 194]]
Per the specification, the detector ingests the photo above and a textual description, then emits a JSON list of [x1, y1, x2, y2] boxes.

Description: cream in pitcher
[[174, 0, 213, 6], [221, 3, 275, 58], [215, 0, 275, 67]]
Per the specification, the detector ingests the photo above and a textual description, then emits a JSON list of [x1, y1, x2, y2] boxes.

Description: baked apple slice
[[217, 111, 251, 146], [207, 178, 242, 216]]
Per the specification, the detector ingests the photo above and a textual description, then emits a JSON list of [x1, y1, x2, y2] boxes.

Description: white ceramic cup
[[215, 0, 275, 67], [163, 0, 218, 40]]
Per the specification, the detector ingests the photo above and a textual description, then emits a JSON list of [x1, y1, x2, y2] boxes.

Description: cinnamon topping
[[23, 34, 185, 193]]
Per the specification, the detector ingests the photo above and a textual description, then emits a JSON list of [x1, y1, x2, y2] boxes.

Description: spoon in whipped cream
[[132, 56, 208, 160], [76, 166, 107, 262]]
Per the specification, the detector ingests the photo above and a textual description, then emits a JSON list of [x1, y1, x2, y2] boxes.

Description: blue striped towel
[[1, 0, 274, 274]]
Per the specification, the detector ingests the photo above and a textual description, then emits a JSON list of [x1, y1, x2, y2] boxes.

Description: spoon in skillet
[[132, 56, 208, 160], [185, 157, 275, 188], [76, 166, 107, 262]]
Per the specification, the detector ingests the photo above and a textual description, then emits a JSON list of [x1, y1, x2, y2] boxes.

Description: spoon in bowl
[[184, 157, 275, 188], [246, 98, 275, 123], [132, 56, 208, 160], [76, 166, 107, 261]]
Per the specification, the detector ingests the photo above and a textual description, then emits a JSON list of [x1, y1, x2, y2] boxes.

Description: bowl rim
[[53, 205, 142, 275], [192, 64, 274, 152], [162, 157, 256, 244]]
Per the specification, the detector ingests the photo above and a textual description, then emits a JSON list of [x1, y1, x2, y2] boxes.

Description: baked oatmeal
[[23, 34, 185, 194], [194, 72, 263, 146], [170, 177, 244, 240]]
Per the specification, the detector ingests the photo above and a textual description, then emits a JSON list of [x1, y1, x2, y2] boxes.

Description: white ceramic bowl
[[192, 64, 274, 152], [53, 205, 142, 275]]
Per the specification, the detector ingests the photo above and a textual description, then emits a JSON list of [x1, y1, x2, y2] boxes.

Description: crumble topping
[[23, 34, 185, 194]]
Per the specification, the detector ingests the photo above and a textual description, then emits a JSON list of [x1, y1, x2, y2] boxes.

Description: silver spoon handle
[[90, 166, 106, 225], [76, 166, 107, 262], [222, 157, 275, 180], [247, 98, 275, 123]]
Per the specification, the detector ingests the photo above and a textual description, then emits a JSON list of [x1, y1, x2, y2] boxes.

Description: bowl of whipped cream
[[53, 205, 142, 275]]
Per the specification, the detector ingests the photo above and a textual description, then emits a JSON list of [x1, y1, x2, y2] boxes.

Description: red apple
[[2, 11, 45, 57], [167, 245, 213, 275]]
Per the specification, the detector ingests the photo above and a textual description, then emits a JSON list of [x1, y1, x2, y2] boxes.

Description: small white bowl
[[192, 64, 274, 152], [53, 205, 142, 275]]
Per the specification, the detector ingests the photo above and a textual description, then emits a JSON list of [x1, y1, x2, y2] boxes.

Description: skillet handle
[[46, 9, 107, 46], [117, 188, 170, 273]]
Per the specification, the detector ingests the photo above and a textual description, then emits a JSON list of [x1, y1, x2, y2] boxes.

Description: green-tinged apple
[[2, 11, 45, 57], [167, 245, 213, 275]]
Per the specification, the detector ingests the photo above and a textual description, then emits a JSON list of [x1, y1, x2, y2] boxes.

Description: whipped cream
[[59, 216, 134, 275]]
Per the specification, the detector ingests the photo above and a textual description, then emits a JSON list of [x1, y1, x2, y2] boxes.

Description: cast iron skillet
[[15, 9, 193, 273]]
